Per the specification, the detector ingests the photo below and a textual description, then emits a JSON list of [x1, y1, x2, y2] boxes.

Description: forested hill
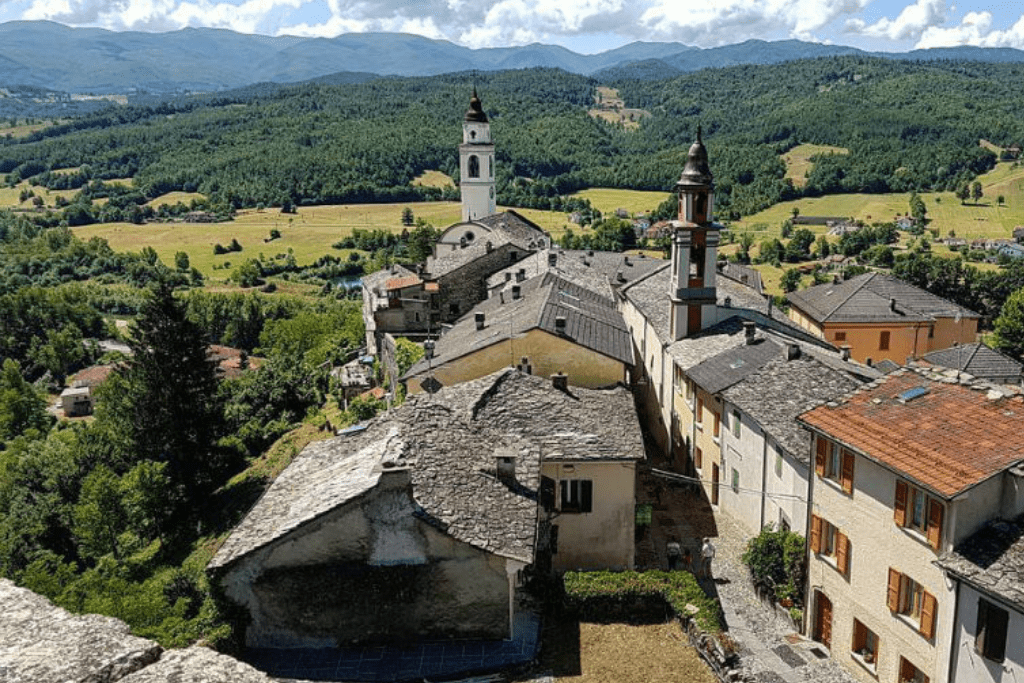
[[2, 57, 1024, 220]]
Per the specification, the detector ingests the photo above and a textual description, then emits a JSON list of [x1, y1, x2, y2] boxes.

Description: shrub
[[741, 525, 806, 607]]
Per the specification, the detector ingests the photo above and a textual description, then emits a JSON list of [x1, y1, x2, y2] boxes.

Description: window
[[559, 479, 593, 513], [695, 446, 703, 470], [775, 450, 783, 478], [696, 397, 704, 429], [712, 411, 721, 439], [851, 619, 878, 670], [975, 598, 1009, 662], [686, 379, 694, 406], [834, 331, 847, 342], [468, 155, 480, 178], [894, 480, 944, 550], [887, 568, 937, 639], [811, 515, 849, 576], [814, 437, 854, 494], [899, 656, 930, 683], [732, 409, 741, 438], [731, 468, 739, 493], [880, 330, 890, 351]]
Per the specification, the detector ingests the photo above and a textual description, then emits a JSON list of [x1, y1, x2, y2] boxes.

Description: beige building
[[787, 272, 979, 366], [799, 368, 1024, 683]]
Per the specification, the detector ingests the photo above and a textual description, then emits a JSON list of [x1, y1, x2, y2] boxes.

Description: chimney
[[475, 312, 485, 330], [496, 454, 516, 483], [587, 250, 594, 257], [724, 296, 732, 308], [486, 241, 493, 253], [833, 274, 841, 284], [767, 296, 774, 318], [787, 344, 801, 361], [424, 340, 435, 360], [460, 236, 467, 248], [840, 345, 851, 361], [889, 297, 897, 312], [518, 356, 532, 374], [548, 252, 557, 267], [743, 321, 756, 345], [866, 357, 873, 367], [624, 255, 631, 265], [555, 316, 567, 335], [512, 285, 521, 300], [516, 268, 526, 282], [551, 372, 569, 392]]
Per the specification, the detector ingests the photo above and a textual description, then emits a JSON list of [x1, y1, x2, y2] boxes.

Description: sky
[[1, 0, 1023, 54]]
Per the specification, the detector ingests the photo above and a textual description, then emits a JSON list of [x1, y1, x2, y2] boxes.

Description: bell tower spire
[[669, 128, 721, 341], [459, 89, 496, 221]]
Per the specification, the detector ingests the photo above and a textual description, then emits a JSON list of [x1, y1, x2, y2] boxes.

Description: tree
[[909, 192, 927, 224], [269, 228, 281, 240], [998, 195, 1006, 206], [406, 223, 440, 263], [174, 251, 190, 272], [972, 181, 984, 204], [956, 183, 970, 204], [401, 207, 414, 226], [815, 235, 831, 258], [0, 359, 50, 441], [994, 287, 1024, 360], [780, 268, 802, 293]]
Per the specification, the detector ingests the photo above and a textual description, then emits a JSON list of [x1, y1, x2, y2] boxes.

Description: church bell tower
[[670, 127, 721, 341], [459, 89, 497, 222]]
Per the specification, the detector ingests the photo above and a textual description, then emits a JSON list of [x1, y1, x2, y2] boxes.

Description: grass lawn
[[0, 120, 62, 138], [781, 143, 848, 188], [411, 170, 455, 188], [570, 188, 670, 215]]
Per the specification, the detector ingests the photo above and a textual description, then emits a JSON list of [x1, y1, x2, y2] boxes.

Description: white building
[[459, 89, 496, 222]]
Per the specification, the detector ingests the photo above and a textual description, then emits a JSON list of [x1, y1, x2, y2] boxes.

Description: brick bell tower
[[670, 126, 721, 341], [459, 89, 496, 221]]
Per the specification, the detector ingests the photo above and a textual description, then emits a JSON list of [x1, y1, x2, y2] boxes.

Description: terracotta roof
[[71, 364, 114, 387], [799, 368, 1024, 498], [386, 275, 423, 290], [359, 387, 386, 400]]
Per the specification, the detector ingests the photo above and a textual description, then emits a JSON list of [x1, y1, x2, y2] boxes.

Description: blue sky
[[0, 0, 1022, 53]]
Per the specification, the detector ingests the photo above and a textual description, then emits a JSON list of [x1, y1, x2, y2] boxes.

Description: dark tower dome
[[465, 88, 489, 123], [676, 125, 713, 188]]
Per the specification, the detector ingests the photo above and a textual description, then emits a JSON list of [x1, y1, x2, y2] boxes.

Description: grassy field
[[781, 143, 848, 188], [146, 191, 207, 208], [0, 120, 61, 138], [411, 170, 454, 188], [571, 188, 670, 215]]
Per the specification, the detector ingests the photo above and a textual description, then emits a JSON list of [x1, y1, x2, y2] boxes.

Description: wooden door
[[813, 590, 833, 649], [711, 464, 720, 505]]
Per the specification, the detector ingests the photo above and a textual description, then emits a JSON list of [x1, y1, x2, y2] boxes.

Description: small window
[[851, 619, 878, 670], [811, 514, 849, 575], [696, 397, 704, 429], [712, 411, 720, 439], [899, 575, 925, 622], [887, 568, 937, 639], [468, 155, 480, 178], [695, 446, 703, 470], [775, 450, 783, 477], [834, 331, 847, 342], [559, 479, 593, 513], [976, 598, 1009, 663], [894, 480, 944, 549], [899, 656, 930, 683], [879, 330, 890, 351], [731, 409, 741, 438], [731, 468, 739, 493], [815, 438, 854, 494]]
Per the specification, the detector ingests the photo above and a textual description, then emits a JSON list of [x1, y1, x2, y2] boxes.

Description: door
[[813, 590, 833, 649], [711, 464, 720, 505]]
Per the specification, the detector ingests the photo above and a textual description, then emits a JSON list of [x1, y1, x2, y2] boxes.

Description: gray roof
[[922, 343, 1023, 382], [405, 271, 632, 377], [686, 336, 786, 395], [426, 211, 547, 278], [487, 249, 667, 298], [872, 359, 901, 374], [721, 355, 862, 462], [938, 514, 1024, 612], [475, 210, 547, 246], [719, 262, 764, 295], [210, 370, 643, 570], [787, 272, 979, 324]]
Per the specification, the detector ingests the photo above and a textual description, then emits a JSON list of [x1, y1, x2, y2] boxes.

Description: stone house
[[485, 248, 665, 300], [938, 515, 1024, 683], [787, 272, 980, 366], [1013, 226, 1024, 243], [798, 368, 1024, 683], [208, 369, 643, 648], [361, 264, 437, 353], [59, 385, 93, 417]]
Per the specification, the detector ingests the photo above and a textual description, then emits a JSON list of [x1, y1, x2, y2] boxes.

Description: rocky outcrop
[[120, 646, 277, 682]]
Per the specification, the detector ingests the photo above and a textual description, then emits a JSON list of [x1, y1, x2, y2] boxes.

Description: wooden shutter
[[836, 531, 850, 576], [977, 599, 1009, 662], [887, 568, 901, 612], [815, 437, 828, 476], [926, 499, 944, 550], [894, 481, 908, 526], [810, 515, 822, 553], [920, 590, 937, 640], [580, 479, 593, 513], [840, 450, 855, 494]]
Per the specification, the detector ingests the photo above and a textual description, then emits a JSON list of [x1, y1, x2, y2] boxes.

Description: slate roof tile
[[938, 514, 1024, 612], [922, 342, 1023, 383]]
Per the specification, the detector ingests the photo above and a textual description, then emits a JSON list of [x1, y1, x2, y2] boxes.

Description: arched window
[[488, 157, 493, 178], [468, 155, 480, 178], [470, 130, 477, 140]]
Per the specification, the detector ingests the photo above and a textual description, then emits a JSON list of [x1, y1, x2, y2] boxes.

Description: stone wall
[[436, 243, 529, 323]]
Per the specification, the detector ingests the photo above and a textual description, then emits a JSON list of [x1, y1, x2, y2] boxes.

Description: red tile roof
[[799, 370, 1024, 498], [72, 364, 114, 387], [386, 275, 422, 291]]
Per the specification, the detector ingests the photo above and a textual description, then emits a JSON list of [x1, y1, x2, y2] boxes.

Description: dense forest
[[1, 57, 1023, 224]]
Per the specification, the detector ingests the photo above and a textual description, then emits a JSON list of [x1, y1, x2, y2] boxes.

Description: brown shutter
[[810, 515, 822, 553], [920, 590, 937, 640], [836, 531, 850, 576], [887, 568, 901, 612], [894, 480, 908, 526], [815, 437, 827, 476], [840, 450, 855, 494], [927, 499, 944, 550]]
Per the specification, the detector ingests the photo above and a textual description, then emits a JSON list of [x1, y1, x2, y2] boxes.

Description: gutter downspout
[[759, 431, 769, 531], [946, 575, 961, 683], [802, 434, 817, 637]]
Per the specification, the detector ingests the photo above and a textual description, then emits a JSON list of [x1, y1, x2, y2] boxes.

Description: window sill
[[850, 652, 878, 678], [818, 475, 851, 496], [894, 612, 924, 637], [897, 524, 938, 552]]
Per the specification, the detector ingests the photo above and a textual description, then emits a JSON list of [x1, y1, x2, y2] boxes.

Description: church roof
[[676, 127, 713, 189], [465, 88, 488, 123]]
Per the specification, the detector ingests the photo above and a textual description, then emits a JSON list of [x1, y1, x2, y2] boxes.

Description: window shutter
[[920, 590, 937, 640], [540, 476, 555, 511], [810, 515, 822, 553], [840, 450, 855, 494], [580, 479, 593, 513], [836, 531, 850, 576], [894, 481, 908, 526], [989, 602, 1009, 662], [927, 499, 944, 550], [887, 568, 901, 612], [976, 599, 990, 656], [815, 437, 827, 476]]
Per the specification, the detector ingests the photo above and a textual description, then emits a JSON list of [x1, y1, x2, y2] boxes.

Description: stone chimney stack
[[512, 285, 521, 300], [551, 372, 569, 392], [889, 297, 897, 312], [475, 312, 485, 330], [743, 321, 757, 345], [548, 252, 557, 267], [840, 345, 851, 361], [787, 344, 801, 361]]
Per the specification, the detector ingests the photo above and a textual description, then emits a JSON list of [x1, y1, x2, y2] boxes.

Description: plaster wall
[[950, 584, 1024, 683], [929, 317, 979, 355], [764, 441, 810, 536], [692, 385, 724, 507], [218, 476, 511, 648], [407, 328, 626, 395], [544, 460, 637, 572], [718, 404, 764, 536], [621, 294, 670, 453], [820, 322, 924, 365], [787, 306, 825, 339]]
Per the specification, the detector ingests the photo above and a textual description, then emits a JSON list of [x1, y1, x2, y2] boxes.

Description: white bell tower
[[459, 89, 496, 222]]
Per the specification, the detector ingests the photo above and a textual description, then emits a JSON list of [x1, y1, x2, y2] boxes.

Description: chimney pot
[[512, 285, 521, 300], [486, 240, 493, 253], [517, 268, 526, 282], [840, 345, 851, 361], [475, 312, 485, 330], [787, 344, 801, 361], [743, 321, 756, 344], [548, 252, 557, 267], [889, 297, 897, 312], [555, 316, 567, 334], [724, 296, 732, 307], [551, 372, 569, 392]]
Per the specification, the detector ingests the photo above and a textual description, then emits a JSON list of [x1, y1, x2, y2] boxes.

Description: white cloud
[[916, 11, 1024, 49], [845, 0, 947, 41], [21, 0, 305, 33]]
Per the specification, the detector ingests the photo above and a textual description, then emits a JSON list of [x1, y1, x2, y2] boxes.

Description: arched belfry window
[[468, 155, 480, 178], [488, 157, 493, 178], [470, 130, 477, 140], [695, 194, 707, 222]]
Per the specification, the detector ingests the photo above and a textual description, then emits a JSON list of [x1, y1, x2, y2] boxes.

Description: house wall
[[406, 329, 626, 395], [820, 322, 926, 365], [950, 583, 1024, 683], [544, 460, 637, 572], [928, 317, 979, 356], [787, 306, 825, 339], [808, 448, 955, 683], [693, 386, 724, 508], [436, 243, 528, 323], [621, 294, 670, 454], [718, 403, 764, 536], [217, 472, 512, 648], [765, 440, 810, 536]]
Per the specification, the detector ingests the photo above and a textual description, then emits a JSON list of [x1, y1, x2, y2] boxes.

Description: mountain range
[[3, 20, 1024, 93]]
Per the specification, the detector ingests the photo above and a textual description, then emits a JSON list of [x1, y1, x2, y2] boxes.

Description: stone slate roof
[[799, 366, 1024, 498], [938, 514, 1024, 612], [787, 272, 979, 324], [427, 211, 547, 278], [0, 578, 162, 683], [486, 248, 667, 299], [922, 342, 1023, 383], [719, 262, 764, 295], [404, 271, 632, 378], [686, 337, 784, 395], [210, 370, 642, 570], [475, 210, 547, 246], [872, 359, 901, 374], [721, 355, 862, 462]]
